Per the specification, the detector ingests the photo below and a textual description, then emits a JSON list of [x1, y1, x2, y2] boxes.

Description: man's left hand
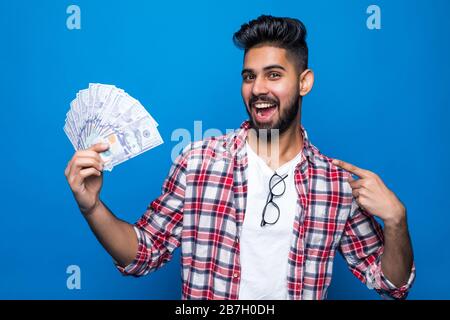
[[332, 159, 406, 226]]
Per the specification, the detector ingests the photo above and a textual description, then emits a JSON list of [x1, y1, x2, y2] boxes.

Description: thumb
[[88, 142, 110, 153]]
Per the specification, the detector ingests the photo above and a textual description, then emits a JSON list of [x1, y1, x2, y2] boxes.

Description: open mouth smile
[[252, 102, 278, 122]]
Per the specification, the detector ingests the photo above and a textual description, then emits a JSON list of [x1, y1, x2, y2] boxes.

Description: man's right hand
[[65, 143, 110, 215]]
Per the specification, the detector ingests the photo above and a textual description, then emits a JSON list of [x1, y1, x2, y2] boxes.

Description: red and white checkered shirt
[[116, 120, 415, 299]]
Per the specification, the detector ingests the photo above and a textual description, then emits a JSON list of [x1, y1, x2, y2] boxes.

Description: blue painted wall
[[0, 0, 448, 299]]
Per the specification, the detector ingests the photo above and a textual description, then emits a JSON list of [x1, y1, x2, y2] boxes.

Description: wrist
[[81, 198, 102, 217], [383, 206, 407, 229]]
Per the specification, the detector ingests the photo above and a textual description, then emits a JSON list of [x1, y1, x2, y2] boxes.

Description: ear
[[299, 69, 314, 96]]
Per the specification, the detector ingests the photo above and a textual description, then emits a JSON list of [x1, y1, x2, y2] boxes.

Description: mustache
[[249, 95, 279, 107]]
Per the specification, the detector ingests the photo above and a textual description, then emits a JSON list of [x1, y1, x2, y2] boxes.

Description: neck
[[247, 120, 304, 170]]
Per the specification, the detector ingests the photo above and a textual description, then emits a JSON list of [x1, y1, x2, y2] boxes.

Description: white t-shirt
[[238, 142, 302, 300]]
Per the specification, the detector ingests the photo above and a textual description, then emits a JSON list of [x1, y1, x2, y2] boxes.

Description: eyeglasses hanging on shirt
[[261, 172, 288, 227]]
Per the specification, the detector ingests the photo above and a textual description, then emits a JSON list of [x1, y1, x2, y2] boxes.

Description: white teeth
[[254, 103, 275, 109]]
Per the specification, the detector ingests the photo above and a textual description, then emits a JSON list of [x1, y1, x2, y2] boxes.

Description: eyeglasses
[[261, 172, 288, 227]]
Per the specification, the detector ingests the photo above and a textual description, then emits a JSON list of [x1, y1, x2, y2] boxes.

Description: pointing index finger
[[332, 159, 369, 178]]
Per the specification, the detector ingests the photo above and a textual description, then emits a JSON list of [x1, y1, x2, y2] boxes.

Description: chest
[[184, 156, 352, 237]]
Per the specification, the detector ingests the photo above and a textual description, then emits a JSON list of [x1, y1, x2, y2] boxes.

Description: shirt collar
[[222, 120, 318, 164]]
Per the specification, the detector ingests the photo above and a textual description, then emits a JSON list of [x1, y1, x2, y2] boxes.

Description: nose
[[251, 77, 269, 97]]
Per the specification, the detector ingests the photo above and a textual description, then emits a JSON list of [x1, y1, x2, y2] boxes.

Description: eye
[[242, 73, 255, 82], [268, 72, 281, 79]]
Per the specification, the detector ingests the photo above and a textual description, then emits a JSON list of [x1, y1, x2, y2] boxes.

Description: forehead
[[243, 46, 291, 70]]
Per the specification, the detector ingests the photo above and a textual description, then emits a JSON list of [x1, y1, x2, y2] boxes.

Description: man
[[64, 15, 415, 300]]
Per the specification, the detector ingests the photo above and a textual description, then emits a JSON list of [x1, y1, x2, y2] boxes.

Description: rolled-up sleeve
[[339, 198, 416, 300], [115, 144, 190, 277]]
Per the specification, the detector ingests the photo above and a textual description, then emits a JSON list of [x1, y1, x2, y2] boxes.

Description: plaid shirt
[[116, 120, 415, 300]]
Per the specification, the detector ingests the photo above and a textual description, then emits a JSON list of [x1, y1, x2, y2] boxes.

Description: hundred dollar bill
[[64, 83, 164, 171]]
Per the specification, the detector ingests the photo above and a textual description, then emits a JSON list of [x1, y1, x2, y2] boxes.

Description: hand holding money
[[64, 83, 164, 171], [64, 83, 164, 214], [65, 143, 109, 215]]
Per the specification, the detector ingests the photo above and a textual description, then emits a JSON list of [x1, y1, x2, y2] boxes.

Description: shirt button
[[236, 237, 239, 243], [233, 272, 239, 278]]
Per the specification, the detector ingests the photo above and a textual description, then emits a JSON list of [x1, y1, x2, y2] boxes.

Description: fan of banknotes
[[64, 83, 164, 171]]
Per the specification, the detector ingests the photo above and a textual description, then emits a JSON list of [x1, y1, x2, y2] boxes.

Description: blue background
[[0, 0, 449, 299]]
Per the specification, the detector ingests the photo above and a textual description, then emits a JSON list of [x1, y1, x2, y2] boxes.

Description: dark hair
[[233, 15, 308, 72]]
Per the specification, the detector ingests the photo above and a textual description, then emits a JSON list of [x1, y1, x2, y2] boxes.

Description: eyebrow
[[241, 64, 287, 75]]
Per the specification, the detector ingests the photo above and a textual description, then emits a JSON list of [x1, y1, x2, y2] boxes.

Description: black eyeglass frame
[[260, 173, 289, 227]]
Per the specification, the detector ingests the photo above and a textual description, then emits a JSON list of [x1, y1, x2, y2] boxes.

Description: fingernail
[[101, 143, 109, 148]]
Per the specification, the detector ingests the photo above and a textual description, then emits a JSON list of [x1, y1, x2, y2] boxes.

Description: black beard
[[246, 91, 300, 142]]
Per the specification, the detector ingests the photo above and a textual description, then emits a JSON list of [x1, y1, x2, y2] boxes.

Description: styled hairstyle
[[233, 15, 308, 72]]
